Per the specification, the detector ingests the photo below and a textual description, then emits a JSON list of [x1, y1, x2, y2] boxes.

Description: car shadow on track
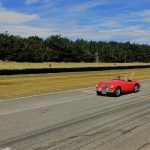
[[97, 91, 140, 97]]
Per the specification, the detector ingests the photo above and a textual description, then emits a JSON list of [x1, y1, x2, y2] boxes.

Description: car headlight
[[110, 85, 114, 89], [96, 84, 98, 88]]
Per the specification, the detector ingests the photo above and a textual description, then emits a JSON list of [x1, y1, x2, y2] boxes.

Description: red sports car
[[96, 73, 141, 97]]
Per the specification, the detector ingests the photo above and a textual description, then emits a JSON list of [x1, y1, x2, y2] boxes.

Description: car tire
[[134, 84, 139, 93], [96, 91, 102, 95], [114, 87, 121, 97]]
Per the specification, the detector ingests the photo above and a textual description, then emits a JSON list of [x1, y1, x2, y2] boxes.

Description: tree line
[[0, 33, 150, 62]]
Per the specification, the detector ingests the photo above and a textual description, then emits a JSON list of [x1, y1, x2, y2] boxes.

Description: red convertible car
[[96, 73, 141, 97]]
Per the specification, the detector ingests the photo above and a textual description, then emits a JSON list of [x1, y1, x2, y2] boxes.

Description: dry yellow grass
[[0, 61, 150, 69], [0, 68, 150, 100]]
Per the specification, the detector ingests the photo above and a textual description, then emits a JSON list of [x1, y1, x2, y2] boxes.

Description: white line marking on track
[[81, 90, 96, 94], [0, 79, 149, 102], [0, 87, 94, 102], [1, 148, 11, 150], [0, 95, 95, 116]]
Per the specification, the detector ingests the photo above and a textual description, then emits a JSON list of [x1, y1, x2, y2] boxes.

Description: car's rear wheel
[[114, 87, 121, 97], [134, 84, 139, 93]]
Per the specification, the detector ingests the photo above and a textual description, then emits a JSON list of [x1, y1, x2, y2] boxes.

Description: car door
[[124, 80, 134, 92], [121, 80, 132, 92]]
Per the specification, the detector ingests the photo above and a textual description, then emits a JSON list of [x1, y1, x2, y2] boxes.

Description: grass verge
[[0, 68, 150, 100], [1, 61, 150, 69]]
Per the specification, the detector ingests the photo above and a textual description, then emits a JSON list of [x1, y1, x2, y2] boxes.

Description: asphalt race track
[[0, 80, 150, 150]]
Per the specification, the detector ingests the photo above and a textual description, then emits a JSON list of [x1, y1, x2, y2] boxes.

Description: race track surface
[[0, 80, 150, 150]]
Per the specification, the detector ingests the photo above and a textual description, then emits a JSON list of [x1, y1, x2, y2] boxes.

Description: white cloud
[[0, 7, 39, 23], [131, 9, 150, 23], [60, 25, 150, 44], [130, 37, 150, 44], [98, 27, 150, 44], [1, 20, 150, 44], [0, 25, 57, 37], [71, 0, 106, 12], [99, 21, 119, 27]]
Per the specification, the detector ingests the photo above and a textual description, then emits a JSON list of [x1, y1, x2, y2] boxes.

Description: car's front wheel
[[114, 87, 121, 97], [96, 91, 102, 95]]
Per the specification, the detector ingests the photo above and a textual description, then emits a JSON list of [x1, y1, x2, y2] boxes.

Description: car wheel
[[96, 91, 102, 95], [114, 87, 121, 97], [134, 84, 139, 93]]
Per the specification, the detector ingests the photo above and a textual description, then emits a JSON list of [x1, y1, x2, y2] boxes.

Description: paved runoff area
[[0, 80, 150, 150]]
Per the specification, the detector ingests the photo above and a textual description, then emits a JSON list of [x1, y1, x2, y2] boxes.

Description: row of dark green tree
[[0, 33, 150, 62]]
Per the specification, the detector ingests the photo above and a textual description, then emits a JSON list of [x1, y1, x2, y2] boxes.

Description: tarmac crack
[[137, 143, 150, 150], [119, 125, 141, 135]]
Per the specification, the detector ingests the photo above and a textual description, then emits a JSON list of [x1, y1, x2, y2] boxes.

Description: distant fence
[[0, 65, 150, 75]]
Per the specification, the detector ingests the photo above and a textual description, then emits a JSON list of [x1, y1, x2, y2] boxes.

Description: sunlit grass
[[0, 68, 149, 100], [0, 61, 150, 69]]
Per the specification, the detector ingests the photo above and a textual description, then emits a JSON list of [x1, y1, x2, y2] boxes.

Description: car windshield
[[112, 72, 134, 81], [112, 75, 125, 80]]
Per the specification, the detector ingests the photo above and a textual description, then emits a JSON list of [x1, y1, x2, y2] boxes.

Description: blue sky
[[1, 0, 150, 44]]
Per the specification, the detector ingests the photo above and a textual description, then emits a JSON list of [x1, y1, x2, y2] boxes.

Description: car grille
[[102, 85, 110, 89]]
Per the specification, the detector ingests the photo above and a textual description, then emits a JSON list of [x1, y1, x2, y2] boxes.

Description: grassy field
[[0, 61, 150, 69], [0, 68, 150, 100]]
